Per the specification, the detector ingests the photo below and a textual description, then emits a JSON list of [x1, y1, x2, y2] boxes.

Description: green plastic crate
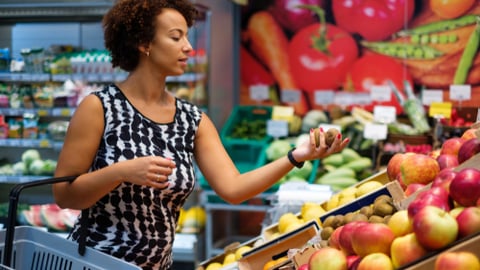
[[220, 105, 273, 147]]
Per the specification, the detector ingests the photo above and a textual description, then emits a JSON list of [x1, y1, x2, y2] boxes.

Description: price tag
[[272, 105, 295, 121], [428, 102, 452, 118], [313, 90, 335, 106], [373, 105, 396, 124], [37, 109, 48, 117], [266, 119, 289, 138], [370, 85, 391, 102], [280, 89, 301, 103], [39, 139, 51, 148], [363, 123, 388, 140], [249, 85, 270, 101], [422, 89, 444, 105], [449, 85, 471, 101]]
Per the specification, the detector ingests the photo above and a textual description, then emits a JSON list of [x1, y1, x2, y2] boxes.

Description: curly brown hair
[[103, 0, 198, 72]]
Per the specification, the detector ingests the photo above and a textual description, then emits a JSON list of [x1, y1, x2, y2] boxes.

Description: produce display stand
[[0, 176, 142, 270]]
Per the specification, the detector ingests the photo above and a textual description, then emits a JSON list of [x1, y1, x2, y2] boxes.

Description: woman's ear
[[139, 45, 150, 56]]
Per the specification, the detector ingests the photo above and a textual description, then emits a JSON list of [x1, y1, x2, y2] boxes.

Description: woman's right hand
[[119, 156, 177, 188]]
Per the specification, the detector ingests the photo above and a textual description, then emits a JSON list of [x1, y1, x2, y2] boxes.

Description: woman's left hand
[[294, 127, 350, 162]]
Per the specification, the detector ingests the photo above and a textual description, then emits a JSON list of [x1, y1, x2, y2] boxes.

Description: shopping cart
[[0, 176, 142, 270]]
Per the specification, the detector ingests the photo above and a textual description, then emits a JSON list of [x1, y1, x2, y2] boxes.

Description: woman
[[52, 0, 349, 269]]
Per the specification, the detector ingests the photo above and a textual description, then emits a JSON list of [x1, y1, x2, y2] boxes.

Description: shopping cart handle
[[3, 175, 78, 267]]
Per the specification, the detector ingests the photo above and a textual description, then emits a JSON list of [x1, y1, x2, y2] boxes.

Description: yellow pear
[[205, 262, 223, 270], [326, 193, 340, 211], [355, 181, 384, 198], [235, 245, 252, 261], [278, 212, 299, 234], [223, 252, 236, 265]]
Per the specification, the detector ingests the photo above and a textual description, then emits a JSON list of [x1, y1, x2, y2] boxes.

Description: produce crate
[[237, 220, 319, 270], [0, 226, 141, 270], [220, 105, 273, 147]]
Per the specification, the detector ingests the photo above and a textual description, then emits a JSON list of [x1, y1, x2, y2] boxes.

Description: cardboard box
[[398, 232, 480, 270], [196, 236, 263, 270], [237, 221, 319, 270]]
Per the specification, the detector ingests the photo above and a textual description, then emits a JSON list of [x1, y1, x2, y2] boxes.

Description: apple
[[404, 183, 425, 196], [440, 137, 465, 156], [390, 233, 428, 268], [387, 210, 413, 237], [429, 148, 441, 159], [346, 255, 360, 270], [456, 206, 480, 238], [298, 263, 310, 270], [457, 138, 480, 164], [309, 246, 348, 270], [395, 172, 406, 190], [431, 167, 457, 193], [350, 223, 395, 257], [386, 153, 413, 180], [400, 153, 440, 185], [436, 154, 459, 170], [449, 206, 465, 219], [408, 190, 451, 218], [357, 253, 394, 270], [339, 221, 368, 255], [329, 225, 343, 250], [461, 128, 478, 140], [413, 206, 458, 250], [434, 251, 480, 270], [424, 186, 450, 202], [449, 168, 480, 207]]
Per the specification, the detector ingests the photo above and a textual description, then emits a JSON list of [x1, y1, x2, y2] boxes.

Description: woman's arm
[[194, 113, 349, 204]]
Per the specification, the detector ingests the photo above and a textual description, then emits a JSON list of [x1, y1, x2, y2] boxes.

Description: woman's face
[[148, 8, 193, 76]]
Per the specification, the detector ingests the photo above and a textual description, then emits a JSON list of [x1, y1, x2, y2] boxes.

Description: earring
[[146, 51, 150, 57]]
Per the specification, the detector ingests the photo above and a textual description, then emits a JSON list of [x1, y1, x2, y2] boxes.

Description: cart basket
[[0, 176, 141, 270]]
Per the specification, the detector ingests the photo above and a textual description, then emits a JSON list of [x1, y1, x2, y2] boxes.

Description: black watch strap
[[288, 147, 304, 168]]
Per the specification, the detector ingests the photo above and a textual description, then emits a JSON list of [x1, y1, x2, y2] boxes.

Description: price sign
[[370, 85, 391, 102], [428, 102, 452, 118], [422, 89, 444, 105], [373, 105, 396, 124], [363, 123, 388, 140], [449, 84, 471, 101], [249, 85, 270, 101], [313, 90, 335, 106], [266, 119, 289, 138], [280, 89, 302, 103], [272, 105, 295, 121]]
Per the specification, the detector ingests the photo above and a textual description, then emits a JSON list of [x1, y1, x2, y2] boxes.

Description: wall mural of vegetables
[[239, 0, 480, 115]]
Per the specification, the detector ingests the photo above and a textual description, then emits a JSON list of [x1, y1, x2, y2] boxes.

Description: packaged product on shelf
[[22, 112, 39, 139], [0, 115, 8, 139], [0, 47, 10, 72], [7, 117, 22, 138]]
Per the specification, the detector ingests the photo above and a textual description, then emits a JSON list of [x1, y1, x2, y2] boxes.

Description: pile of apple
[[299, 127, 480, 270]]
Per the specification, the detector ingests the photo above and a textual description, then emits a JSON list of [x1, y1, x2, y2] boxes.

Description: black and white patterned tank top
[[68, 84, 202, 269]]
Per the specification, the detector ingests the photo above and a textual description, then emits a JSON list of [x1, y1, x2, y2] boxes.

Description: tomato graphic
[[332, 0, 416, 41], [288, 23, 359, 93]]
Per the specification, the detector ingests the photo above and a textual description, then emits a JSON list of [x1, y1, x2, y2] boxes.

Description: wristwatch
[[287, 147, 304, 168]]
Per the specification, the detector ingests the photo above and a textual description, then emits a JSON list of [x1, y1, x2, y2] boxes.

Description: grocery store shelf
[[0, 175, 48, 184], [0, 139, 63, 150], [0, 72, 205, 84], [0, 107, 75, 117]]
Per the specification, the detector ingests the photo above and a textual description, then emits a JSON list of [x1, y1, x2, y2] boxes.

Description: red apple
[[395, 172, 406, 190], [408, 191, 451, 218], [329, 225, 343, 250], [413, 206, 458, 250], [436, 154, 459, 170], [387, 210, 413, 237], [440, 137, 465, 156], [309, 246, 348, 270], [390, 233, 428, 268], [387, 153, 413, 180], [351, 223, 395, 257], [434, 251, 480, 270], [449, 168, 480, 207], [429, 148, 441, 159], [401, 154, 440, 185], [449, 207, 465, 219], [423, 186, 450, 202], [461, 128, 478, 140], [346, 255, 360, 270], [431, 167, 457, 193], [404, 183, 425, 196], [298, 264, 310, 270], [357, 253, 394, 270], [339, 221, 368, 256], [456, 206, 480, 238], [457, 138, 480, 164]]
